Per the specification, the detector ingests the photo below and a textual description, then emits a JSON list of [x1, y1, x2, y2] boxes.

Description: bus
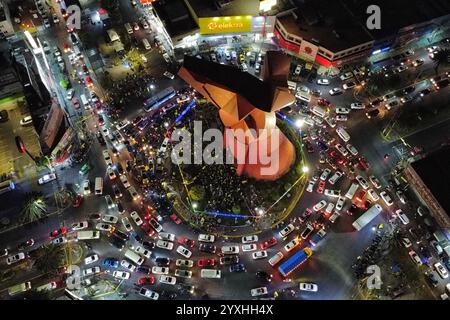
[[352, 204, 383, 231], [345, 183, 359, 200], [124, 249, 145, 265], [143, 87, 176, 113], [0, 179, 15, 195], [8, 281, 31, 296], [80, 94, 89, 109], [278, 248, 313, 277], [94, 177, 103, 195]]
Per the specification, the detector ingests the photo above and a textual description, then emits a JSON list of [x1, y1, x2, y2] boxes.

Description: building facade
[[0, 0, 14, 39]]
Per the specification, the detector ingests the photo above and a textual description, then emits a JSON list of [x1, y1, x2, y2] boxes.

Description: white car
[[119, 175, 131, 188], [401, 237, 412, 248], [139, 288, 159, 300], [395, 209, 410, 225], [346, 144, 358, 156], [83, 266, 101, 276], [284, 239, 300, 252], [335, 196, 345, 212], [163, 71, 175, 79], [242, 235, 258, 244], [20, 115, 33, 126], [434, 262, 449, 279], [113, 270, 130, 280], [52, 14, 59, 23], [84, 254, 99, 265], [340, 72, 353, 81], [6, 252, 26, 265], [294, 65, 302, 76], [198, 234, 215, 243], [159, 232, 176, 242], [350, 103, 365, 110], [160, 275, 177, 285], [66, 88, 75, 100], [152, 266, 169, 275], [250, 287, 268, 297], [38, 173, 57, 185], [43, 18, 50, 28], [82, 179, 90, 195], [313, 200, 327, 211], [299, 282, 318, 292], [128, 187, 140, 201], [121, 217, 133, 232], [317, 78, 330, 85], [129, 211, 143, 226], [102, 214, 118, 224], [135, 246, 151, 258], [105, 195, 116, 210], [175, 269, 192, 278], [279, 224, 295, 238], [329, 88, 343, 95], [325, 203, 335, 214], [242, 244, 257, 252], [396, 190, 407, 204], [102, 150, 113, 166], [367, 189, 380, 201], [306, 180, 315, 192], [356, 175, 369, 190], [335, 143, 348, 156], [324, 189, 340, 198], [380, 191, 394, 206], [320, 168, 331, 181], [408, 250, 422, 265], [336, 107, 350, 115], [328, 171, 344, 185], [369, 176, 382, 189], [120, 259, 136, 272], [335, 115, 348, 121], [176, 245, 192, 258], [106, 167, 117, 181], [324, 116, 336, 128], [156, 240, 174, 251], [96, 223, 113, 232], [176, 259, 194, 268], [342, 81, 356, 90], [329, 212, 340, 223], [71, 221, 88, 230], [51, 237, 67, 245], [252, 250, 268, 260], [221, 245, 239, 255]]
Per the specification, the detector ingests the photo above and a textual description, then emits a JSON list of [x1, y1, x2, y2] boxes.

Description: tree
[[432, 48, 450, 73], [34, 245, 64, 274], [21, 193, 47, 223], [188, 185, 205, 201], [126, 48, 144, 70]]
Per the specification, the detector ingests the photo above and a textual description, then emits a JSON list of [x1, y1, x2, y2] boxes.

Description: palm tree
[[21, 193, 47, 223], [432, 48, 450, 73], [34, 245, 64, 274]]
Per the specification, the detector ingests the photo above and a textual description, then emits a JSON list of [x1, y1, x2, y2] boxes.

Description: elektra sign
[[199, 16, 252, 35]]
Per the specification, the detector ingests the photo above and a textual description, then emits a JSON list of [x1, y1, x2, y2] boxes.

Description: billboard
[[199, 16, 253, 35]]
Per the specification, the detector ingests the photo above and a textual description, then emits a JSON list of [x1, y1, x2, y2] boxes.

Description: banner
[[199, 16, 252, 35]]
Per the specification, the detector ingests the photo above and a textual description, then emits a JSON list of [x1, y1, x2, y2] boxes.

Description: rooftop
[[153, 0, 198, 38], [187, 0, 260, 18], [412, 146, 450, 217]]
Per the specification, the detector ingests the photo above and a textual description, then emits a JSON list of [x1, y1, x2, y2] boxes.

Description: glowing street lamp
[[192, 202, 198, 210], [302, 166, 309, 173], [295, 119, 304, 128]]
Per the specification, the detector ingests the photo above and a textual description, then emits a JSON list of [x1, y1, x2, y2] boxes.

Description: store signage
[[199, 16, 252, 35]]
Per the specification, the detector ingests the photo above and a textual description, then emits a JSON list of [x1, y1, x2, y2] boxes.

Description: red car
[[137, 276, 155, 285], [318, 98, 331, 106], [358, 157, 370, 171], [260, 237, 277, 250], [355, 190, 366, 202], [63, 43, 70, 53], [178, 237, 195, 248], [329, 150, 345, 165], [197, 259, 215, 267], [49, 227, 67, 238], [140, 223, 156, 237], [72, 98, 80, 109], [316, 180, 326, 193], [85, 76, 93, 88], [170, 213, 182, 225], [72, 194, 83, 208]]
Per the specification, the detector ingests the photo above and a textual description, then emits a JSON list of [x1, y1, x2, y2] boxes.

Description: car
[[49, 227, 67, 238], [148, 218, 162, 232], [38, 173, 57, 185], [229, 263, 246, 273], [242, 235, 258, 244], [313, 200, 327, 211], [408, 250, 422, 265], [350, 103, 365, 110], [139, 287, 159, 300], [120, 217, 133, 232], [197, 258, 215, 267], [284, 239, 300, 252], [385, 98, 400, 110], [340, 72, 353, 81], [300, 224, 314, 239], [328, 170, 344, 185], [19, 115, 33, 126], [396, 190, 407, 204], [137, 276, 155, 286], [401, 237, 412, 248], [112, 184, 122, 199], [299, 282, 318, 292], [176, 245, 192, 258], [140, 240, 155, 251], [242, 244, 257, 252], [342, 81, 356, 90], [176, 259, 194, 268], [103, 258, 119, 268], [250, 287, 268, 297], [293, 65, 302, 76], [329, 88, 343, 96], [252, 250, 268, 260], [177, 237, 195, 248], [120, 259, 136, 272], [134, 246, 151, 258], [317, 78, 330, 85], [82, 179, 91, 195], [17, 239, 35, 251], [102, 150, 113, 166], [367, 189, 380, 201], [84, 254, 99, 265], [156, 240, 174, 251], [395, 65, 408, 73], [395, 209, 410, 225], [129, 211, 143, 227], [279, 224, 295, 238], [6, 252, 26, 265], [434, 262, 448, 279], [83, 266, 101, 276], [420, 88, 431, 96], [96, 223, 113, 232], [221, 245, 239, 255], [336, 107, 350, 115], [119, 175, 131, 189], [199, 243, 216, 254], [43, 18, 50, 28], [71, 221, 88, 231], [335, 143, 349, 157], [316, 180, 326, 194], [128, 187, 140, 201], [431, 241, 443, 255], [335, 196, 345, 212], [366, 108, 380, 119], [320, 168, 331, 181], [106, 167, 117, 181], [356, 175, 370, 189], [103, 214, 118, 224], [159, 275, 177, 285], [369, 176, 382, 189], [380, 191, 393, 206], [219, 255, 239, 265], [163, 71, 175, 79], [306, 180, 315, 193], [260, 237, 277, 251], [170, 213, 182, 225], [412, 59, 424, 67], [425, 271, 439, 287]]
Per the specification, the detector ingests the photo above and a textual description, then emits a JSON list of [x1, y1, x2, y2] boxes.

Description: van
[[336, 127, 350, 142], [312, 106, 326, 118], [80, 94, 89, 109], [94, 177, 103, 195], [268, 252, 284, 266], [124, 23, 133, 34], [142, 38, 151, 50], [77, 230, 100, 240], [124, 249, 145, 265], [200, 269, 221, 279]]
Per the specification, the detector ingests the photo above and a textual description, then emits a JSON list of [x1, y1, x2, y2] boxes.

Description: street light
[[295, 119, 304, 128], [192, 202, 198, 210], [302, 166, 309, 173]]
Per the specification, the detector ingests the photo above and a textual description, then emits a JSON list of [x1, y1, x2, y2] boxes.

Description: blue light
[[205, 211, 247, 218], [175, 99, 196, 124], [276, 112, 296, 127]]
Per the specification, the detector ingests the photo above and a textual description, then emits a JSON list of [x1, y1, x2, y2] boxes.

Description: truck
[[309, 229, 327, 247], [278, 247, 313, 277], [352, 204, 383, 231]]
